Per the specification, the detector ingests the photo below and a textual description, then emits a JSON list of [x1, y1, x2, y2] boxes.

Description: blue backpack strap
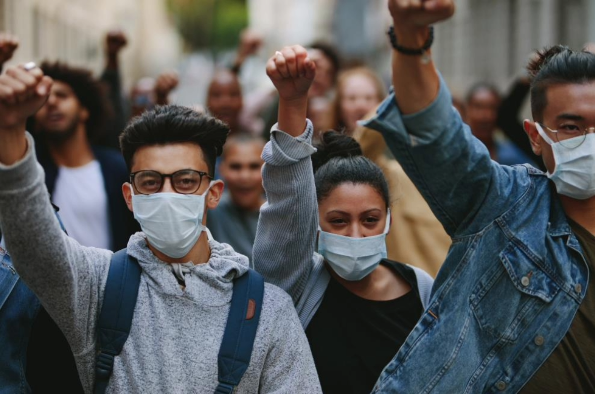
[[215, 269, 265, 394], [94, 248, 141, 394]]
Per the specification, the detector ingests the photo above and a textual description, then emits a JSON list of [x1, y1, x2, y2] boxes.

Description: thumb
[[36, 76, 52, 97]]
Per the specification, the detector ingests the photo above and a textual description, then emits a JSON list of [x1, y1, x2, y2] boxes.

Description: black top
[[305, 260, 424, 394]]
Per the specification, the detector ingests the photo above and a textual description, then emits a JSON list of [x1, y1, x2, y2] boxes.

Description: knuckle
[[5, 67, 18, 77]]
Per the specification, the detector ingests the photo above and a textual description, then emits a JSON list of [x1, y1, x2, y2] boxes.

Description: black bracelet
[[387, 26, 434, 58]]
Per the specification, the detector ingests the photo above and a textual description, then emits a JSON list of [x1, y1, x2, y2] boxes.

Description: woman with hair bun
[[254, 46, 433, 394]]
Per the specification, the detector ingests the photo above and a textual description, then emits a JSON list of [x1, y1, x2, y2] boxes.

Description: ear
[[523, 119, 543, 156], [122, 182, 133, 212], [206, 180, 225, 210]]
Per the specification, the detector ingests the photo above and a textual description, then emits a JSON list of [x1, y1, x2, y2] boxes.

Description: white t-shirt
[[51, 160, 111, 249]]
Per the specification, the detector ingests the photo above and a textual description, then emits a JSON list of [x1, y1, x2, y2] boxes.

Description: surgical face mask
[[318, 210, 391, 281], [536, 123, 595, 199], [131, 182, 214, 258]]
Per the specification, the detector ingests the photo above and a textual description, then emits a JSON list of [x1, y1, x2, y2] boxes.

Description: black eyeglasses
[[130, 169, 212, 195]]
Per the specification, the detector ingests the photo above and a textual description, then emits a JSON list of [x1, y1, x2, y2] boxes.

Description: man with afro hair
[[31, 61, 138, 251]]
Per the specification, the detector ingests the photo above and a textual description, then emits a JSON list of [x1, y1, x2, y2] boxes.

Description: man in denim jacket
[[363, 1, 594, 392]]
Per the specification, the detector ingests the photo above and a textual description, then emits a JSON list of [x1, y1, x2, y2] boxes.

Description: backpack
[[94, 249, 264, 394]]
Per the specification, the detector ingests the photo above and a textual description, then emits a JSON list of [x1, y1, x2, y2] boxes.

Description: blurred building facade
[[433, 0, 595, 97], [0, 0, 181, 90], [247, 0, 595, 96]]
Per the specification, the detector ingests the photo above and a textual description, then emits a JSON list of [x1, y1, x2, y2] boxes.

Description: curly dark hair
[[527, 45, 595, 121], [40, 61, 113, 142], [120, 105, 230, 176]]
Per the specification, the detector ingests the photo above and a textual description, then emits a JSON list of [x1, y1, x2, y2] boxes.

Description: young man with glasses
[[360, 0, 595, 392], [0, 65, 321, 393]]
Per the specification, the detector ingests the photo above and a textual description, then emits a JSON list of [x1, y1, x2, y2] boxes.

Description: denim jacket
[[0, 245, 39, 394], [363, 78, 589, 393]]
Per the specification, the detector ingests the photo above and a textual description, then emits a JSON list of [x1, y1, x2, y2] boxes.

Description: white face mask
[[535, 123, 595, 200], [318, 209, 391, 281], [131, 182, 214, 258]]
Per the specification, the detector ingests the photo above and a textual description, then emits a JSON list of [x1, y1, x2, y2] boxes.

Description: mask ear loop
[[535, 122, 555, 145], [383, 208, 392, 234]]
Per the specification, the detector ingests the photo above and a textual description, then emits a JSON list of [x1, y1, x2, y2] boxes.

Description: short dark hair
[[312, 131, 389, 207], [528, 45, 595, 121], [221, 134, 265, 161], [465, 82, 500, 104], [309, 41, 341, 81], [120, 105, 229, 175], [40, 61, 113, 142]]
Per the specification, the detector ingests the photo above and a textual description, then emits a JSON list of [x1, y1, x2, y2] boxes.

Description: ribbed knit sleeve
[[253, 120, 319, 303]]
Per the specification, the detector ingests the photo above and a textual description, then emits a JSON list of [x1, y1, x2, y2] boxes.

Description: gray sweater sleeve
[[0, 133, 111, 357], [253, 121, 318, 304]]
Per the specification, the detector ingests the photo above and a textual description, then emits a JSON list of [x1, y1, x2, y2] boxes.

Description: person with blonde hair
[[328, 66, 387, 135]]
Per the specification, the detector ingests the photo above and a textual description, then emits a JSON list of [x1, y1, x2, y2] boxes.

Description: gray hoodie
[[0, 133, 321, 394]]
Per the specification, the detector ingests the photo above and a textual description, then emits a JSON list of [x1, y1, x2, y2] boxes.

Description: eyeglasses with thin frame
[[538, 122, 595, 149], [130, 169, 212, 195]]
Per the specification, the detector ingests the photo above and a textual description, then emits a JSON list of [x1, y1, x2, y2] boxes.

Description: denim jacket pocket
[[470, 242, 560, 342]]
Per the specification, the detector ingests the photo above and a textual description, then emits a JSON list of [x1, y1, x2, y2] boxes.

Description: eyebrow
[[325, 209, 383, 216], [556, 113, 585, 121]]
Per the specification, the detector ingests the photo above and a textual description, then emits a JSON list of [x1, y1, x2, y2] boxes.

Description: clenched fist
[[388, 0, 455, 30], [0, 64, 52, 131], [266, 45, 316, 102], [0, 33, 19, 68], [154, 71, 179, 105]]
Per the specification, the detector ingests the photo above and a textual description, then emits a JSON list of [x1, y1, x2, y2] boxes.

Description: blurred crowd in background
[[1, 0, 595, 392], [0, 0, 593, 275]]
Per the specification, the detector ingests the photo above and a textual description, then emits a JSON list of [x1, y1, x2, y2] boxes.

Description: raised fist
[[238, 29, 263, 59], [105, 30, 128, 57], [0, 33, 19, 67], [388, 0, 455, 29], [154, 71, 179, 105], [266, 46, 316, 102], [0, 64, 52, 131]]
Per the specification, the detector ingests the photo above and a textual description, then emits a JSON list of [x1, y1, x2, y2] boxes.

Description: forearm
[[0, 124, 27, 165], [365, 78, 518, 237], [278, 97, 308, 137], [391, 27, 440, 115], [253, 121, 317, 303], [0, 133, 109, 348]]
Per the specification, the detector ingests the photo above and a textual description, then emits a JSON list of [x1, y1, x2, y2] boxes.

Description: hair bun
[[527, 45, 570, 78], [312, 130, 363, 173]]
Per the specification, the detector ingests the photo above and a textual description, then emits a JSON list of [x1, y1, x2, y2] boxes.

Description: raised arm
[[0, 65, 110, 357], [253, 46, 319, 303], [365, 0, 531, 237]]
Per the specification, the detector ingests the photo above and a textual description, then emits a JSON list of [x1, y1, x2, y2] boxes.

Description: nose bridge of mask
[[318, 209, 390, 257], [535, 122, 555, 145]]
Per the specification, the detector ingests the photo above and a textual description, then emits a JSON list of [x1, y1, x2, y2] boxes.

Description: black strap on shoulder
[[215, 269, 265, 394], [94, 248, 141, 394]]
